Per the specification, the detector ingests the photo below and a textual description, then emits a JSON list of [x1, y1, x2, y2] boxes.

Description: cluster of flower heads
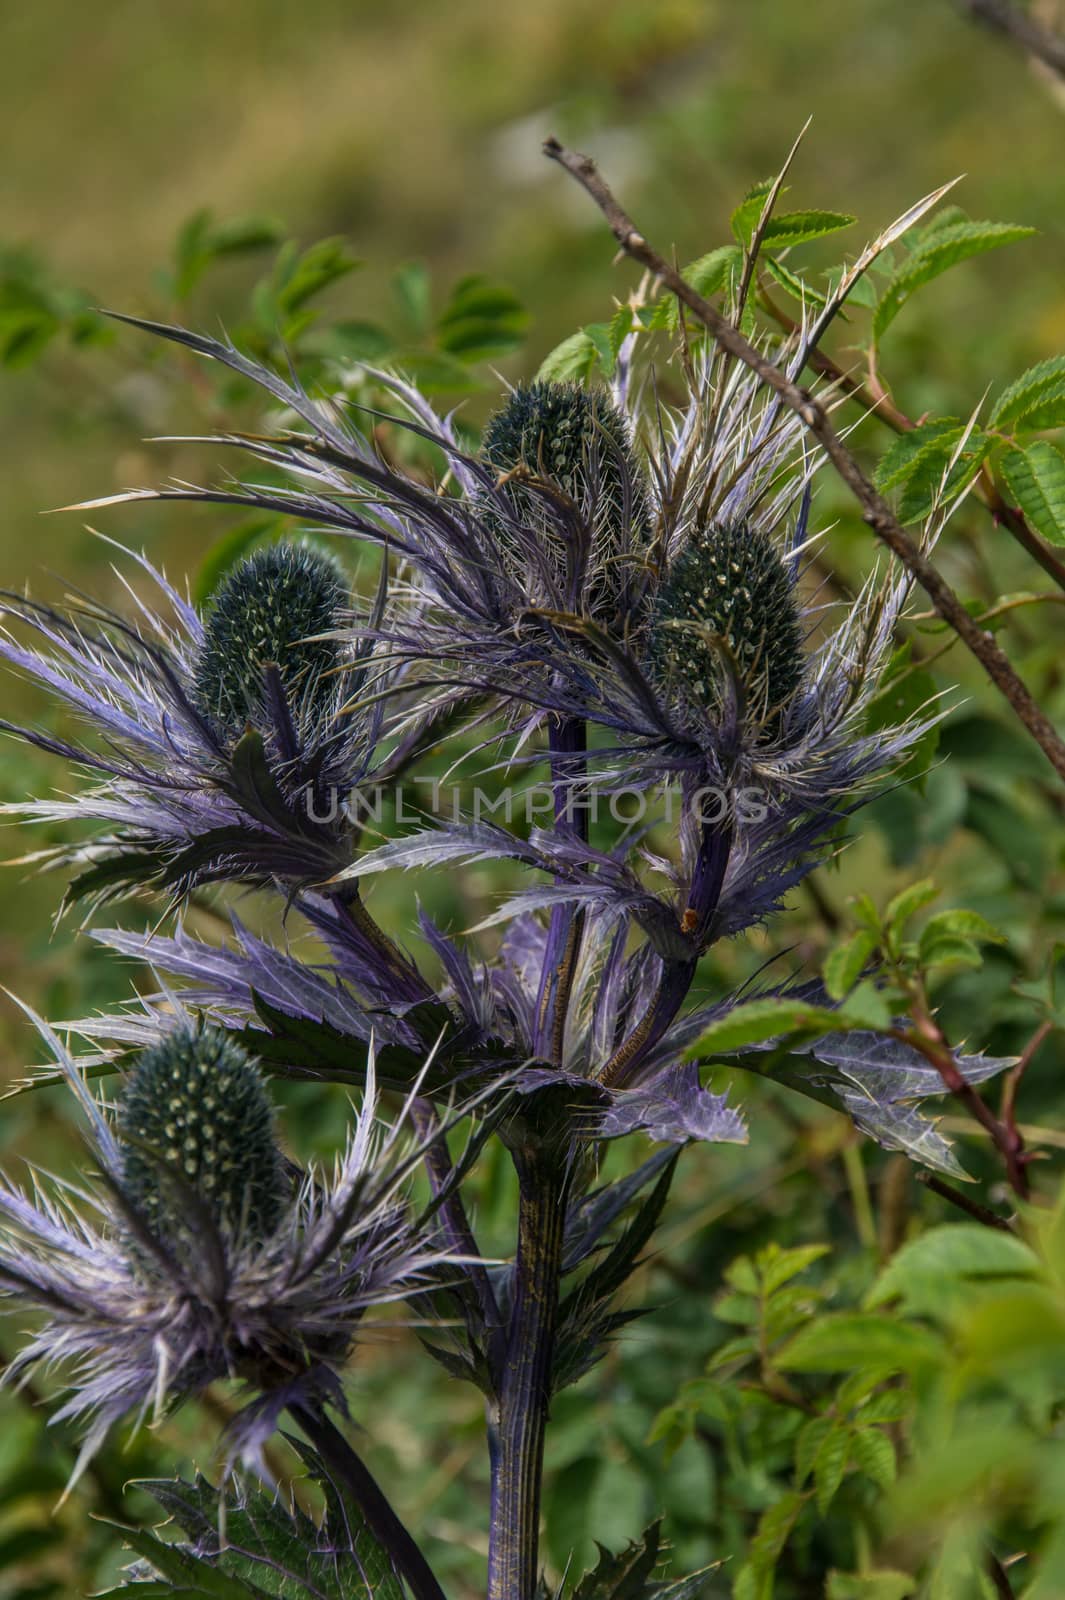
[[0, 1014, 453, 1484], [0, 261, 1007, 1485]]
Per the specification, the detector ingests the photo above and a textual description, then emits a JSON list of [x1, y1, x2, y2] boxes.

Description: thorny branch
[[542, 136, 1065, 784]]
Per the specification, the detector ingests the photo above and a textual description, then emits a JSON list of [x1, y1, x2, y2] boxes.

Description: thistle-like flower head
[[0, 1016, 454, 1483], [118, 1027, 286, 1253], [0, 540, 386, 904], [647, 518, 805, 734], [192, 542, 347, 743]]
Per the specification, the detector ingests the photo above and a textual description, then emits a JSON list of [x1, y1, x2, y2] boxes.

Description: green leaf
[[794, 1414, 833, 1487], [867, 1224, 1039, 1318], [826, 1572, 916, 1600], [762, 254, 832, 309], [813, 1423, 850, 1514], [838, 981, 893, 1030], [918, 909, 1007, 961], [873, 221, 1035, 343], [884, 879, 939, 943], [686, 998, 848, 1056], [873, 420, 964, 495], [850, 1427, 897, 1490], [991, 356, 1065, 432], [824, 930, 878, 1000], [435, 273, 528, 361], [1000, 441, 1065, 544], [273, 237, 361, 317], [536, 329, 602, 383], [917, 936, 983, 971], [900, 430, 989, 524], [778, 1314, 946, 1375], [731, 193, 854, 246], [391, 260, 431, 334], [582, 321, 615, 375], [657, 246, 741, 330], [758, 1242, 831, 1295], [570, 1518, 662, 1600], [140, 1456, 407, 1600], [109, 1524, 270, 1598], [734, 1491, 804, 1598]]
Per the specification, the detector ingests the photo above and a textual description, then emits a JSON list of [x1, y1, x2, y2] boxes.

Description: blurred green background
[[0, 2, 1064, 1594]]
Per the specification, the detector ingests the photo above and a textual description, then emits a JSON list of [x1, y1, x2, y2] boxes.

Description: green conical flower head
[[192, 543, 347, 736], [119, 1027, 286, 1245], [649, 522, 804, 722], [483, 380, 650, 555]]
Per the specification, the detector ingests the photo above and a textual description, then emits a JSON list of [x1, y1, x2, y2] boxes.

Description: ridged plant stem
[[487, 1142, 569, 1600]]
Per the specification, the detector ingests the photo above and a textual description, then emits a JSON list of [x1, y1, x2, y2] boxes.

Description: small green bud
[[192, 543, 347, 736], [649, 522, 804, 724], [482, 382, 650, 601], [119, 1026, 285, 1246]]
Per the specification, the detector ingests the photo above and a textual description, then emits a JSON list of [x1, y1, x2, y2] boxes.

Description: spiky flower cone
[[649, 521, 804, 726], [119, 1026, 286, 1248], [482, 381, 650, 614], [192, 543, 347, 738]]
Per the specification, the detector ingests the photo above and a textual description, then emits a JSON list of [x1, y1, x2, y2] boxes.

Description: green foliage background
[[0, 2, 1064, 1596]]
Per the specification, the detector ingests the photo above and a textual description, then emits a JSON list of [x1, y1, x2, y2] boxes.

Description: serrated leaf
[[570, 1516, 661, 1599], [813, 1423, 850, 1514], [139, 1461, 407, 1600], [762, 254, 832, 309], [731, 198, 854, 246], [850, 1428, 897, 1490], [794, 1414, 833, 1487], [759, 1243, 831, 1294], [660, 247, 741, 330], [867, 1224, 1038, 1319], [536, 330, 602, 383], [873, 420, 964, 494], [687, 998, 848, 1056], [873, 221, 1035, 343], [110, 1524, 270, 1598], [991, 355, 1065, 432], [738, 1491, 804, 1589], [435, 273, 528, 362], [824, 931, 878, 1001], [1000, 441, 1065, 545], [859, 1391, 913, 1426], [918, 909, 1006, 960], [897, 429, 990, 524], [778, 1314, 946, 1375], [884, 880, 938, 942]]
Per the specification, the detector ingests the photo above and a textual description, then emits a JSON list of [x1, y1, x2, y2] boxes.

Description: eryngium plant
[[0, 160, 1015, 1600]]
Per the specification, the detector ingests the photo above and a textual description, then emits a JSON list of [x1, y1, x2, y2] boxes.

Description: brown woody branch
[[542, 136, 1065, 784], [960, 0, 1065, 78], [758, 285, 1065, 595]]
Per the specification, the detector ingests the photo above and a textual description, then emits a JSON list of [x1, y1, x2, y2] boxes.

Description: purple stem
[[597, 816, 733, 1089], [532, 715, 588, 1063], [290, 1402, 446, 1600]]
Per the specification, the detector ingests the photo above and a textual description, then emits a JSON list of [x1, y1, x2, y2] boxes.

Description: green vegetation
[[0, 3, 1064, 1596]]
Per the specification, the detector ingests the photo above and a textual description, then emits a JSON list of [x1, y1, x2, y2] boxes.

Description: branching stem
[[542, 136, 1065, 784]]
